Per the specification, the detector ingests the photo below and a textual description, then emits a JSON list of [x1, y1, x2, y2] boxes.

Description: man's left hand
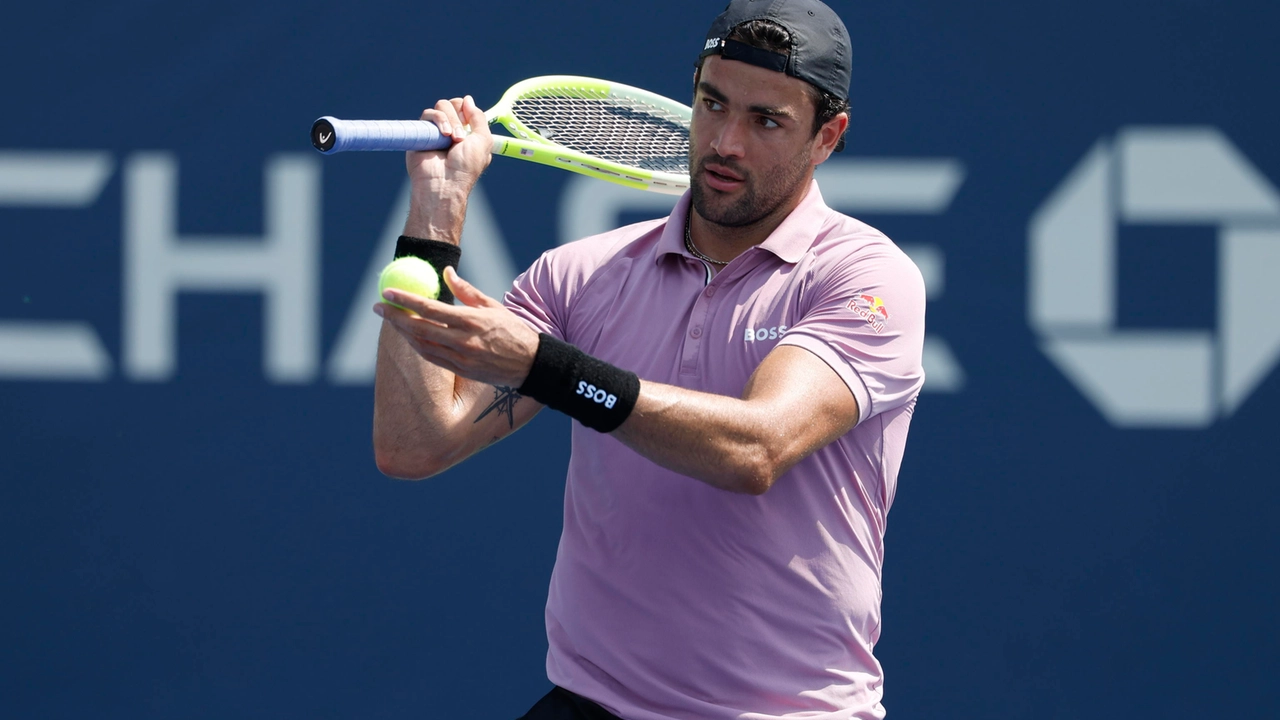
[[374, 266, 540, 388]]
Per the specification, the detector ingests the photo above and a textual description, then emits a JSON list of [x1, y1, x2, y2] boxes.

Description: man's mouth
[[702, 162, 746, 191]]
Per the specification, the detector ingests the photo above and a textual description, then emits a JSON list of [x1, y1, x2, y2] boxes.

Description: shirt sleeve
[[503, 249, 568, 341], [776, 245, 927, 425]]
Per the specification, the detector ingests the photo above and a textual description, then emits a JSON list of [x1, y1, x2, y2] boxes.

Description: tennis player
[[372, 1, 925, 717]]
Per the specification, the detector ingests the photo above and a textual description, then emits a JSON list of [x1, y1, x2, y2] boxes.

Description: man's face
[[688, 55, 826, 229]]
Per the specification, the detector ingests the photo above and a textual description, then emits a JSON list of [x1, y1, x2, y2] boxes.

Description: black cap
[[699, 0, 851, 103]]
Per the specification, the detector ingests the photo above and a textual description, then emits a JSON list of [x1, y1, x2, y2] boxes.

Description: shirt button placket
[[680, 288, 714, 376]]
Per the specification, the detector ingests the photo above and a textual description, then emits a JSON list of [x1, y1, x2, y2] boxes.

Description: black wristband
[[517, 334, 641, 433], [394, 236, 461, 304]]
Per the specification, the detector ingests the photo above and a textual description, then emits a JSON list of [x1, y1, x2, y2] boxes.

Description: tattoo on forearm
[[475, 385, 521, 428]]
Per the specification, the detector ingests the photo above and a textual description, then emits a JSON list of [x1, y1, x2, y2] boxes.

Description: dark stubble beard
[[688, 146, 814, 229]]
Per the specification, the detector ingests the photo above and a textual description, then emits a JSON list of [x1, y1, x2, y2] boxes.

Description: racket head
[[487, 76, 692, 194]]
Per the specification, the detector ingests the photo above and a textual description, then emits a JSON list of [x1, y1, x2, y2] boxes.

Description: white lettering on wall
[[123, 153, 321, 383]]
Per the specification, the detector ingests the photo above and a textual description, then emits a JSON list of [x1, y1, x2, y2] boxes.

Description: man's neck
[[688, 181, 811, 264]]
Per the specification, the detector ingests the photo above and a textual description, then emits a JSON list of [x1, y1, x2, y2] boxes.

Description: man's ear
[[811, 112, 849, 166]]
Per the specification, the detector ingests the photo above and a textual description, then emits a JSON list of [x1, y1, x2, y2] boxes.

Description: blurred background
[[3, 0, 1278, 717]]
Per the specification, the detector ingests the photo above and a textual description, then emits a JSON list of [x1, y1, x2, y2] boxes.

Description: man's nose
[[710, 117, 748, 158]]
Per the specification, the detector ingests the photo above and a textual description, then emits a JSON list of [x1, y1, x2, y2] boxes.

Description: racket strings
[[510, 94, 690, 173]]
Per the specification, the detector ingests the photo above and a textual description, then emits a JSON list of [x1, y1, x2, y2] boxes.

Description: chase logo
[[847, 294, 890, 333], [1029, 126, 1280, 428]]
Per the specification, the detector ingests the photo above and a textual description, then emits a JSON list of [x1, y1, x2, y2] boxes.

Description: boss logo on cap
[[704, 38, 722, 50]]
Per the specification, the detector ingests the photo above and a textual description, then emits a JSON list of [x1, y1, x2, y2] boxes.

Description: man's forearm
[[372, 323, 470, 479], [371, 267, 544, 479], [610, 346, 859, 495], [612, 382, 786, 495], [403, 183, 470, 244], [372, 181, 470, 478], [371, 93, 518, 479]]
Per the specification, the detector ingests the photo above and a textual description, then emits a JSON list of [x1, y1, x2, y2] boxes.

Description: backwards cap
[[699, 0, 852, 103]]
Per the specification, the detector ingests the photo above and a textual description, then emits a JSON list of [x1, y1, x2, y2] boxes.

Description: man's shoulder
[[510, 215, 672, 308], [810, 209, 920, 276], [788, 182, 911, 264], [538, 215, 670, 278]]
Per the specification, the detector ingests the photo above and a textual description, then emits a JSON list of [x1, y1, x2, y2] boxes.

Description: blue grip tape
[[311, 116, 451, 154]]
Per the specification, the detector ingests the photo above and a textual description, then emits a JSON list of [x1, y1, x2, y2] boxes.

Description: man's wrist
[[517, 334, 640, 433], [403, 182, 471, 244]]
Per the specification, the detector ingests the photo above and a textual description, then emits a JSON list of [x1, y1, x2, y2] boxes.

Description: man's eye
[[760, 117, 780, 128], [704, 100, 724, 111]]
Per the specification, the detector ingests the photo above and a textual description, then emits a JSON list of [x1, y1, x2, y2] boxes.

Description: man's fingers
[[374, 286, 536, 388], [433, 98, 466, 140], [415, 99, 469, 141], [378, 289, 436, 318], [416, 109, 452, 140], [460, 95, 490, 140], [377, 279, 498, 333], [376, 299, 471, 348], [376, 294, 459, 328], [444, 266, 502, 309]]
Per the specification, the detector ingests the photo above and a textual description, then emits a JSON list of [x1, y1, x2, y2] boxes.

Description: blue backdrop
[[3, 1, 1278, 717]]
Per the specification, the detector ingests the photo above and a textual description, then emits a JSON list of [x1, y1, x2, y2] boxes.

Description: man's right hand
[[402, 95, 493, 244]]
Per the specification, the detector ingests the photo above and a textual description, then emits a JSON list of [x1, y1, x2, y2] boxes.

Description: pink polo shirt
[[504, 182, 925, 720]]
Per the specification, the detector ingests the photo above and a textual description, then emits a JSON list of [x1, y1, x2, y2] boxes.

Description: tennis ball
[[378, 257, 441, 310]]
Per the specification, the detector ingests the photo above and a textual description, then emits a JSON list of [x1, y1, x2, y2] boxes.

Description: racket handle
[[310, 116, 451, 154]]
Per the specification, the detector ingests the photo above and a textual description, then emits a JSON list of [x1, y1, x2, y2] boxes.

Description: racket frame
[[481, 76, 692, 195]]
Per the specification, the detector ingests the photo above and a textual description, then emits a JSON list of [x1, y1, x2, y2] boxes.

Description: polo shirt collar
[[655, 194, 694, 264], [656, 180, 831, 266], [757, 180, 829, 264]]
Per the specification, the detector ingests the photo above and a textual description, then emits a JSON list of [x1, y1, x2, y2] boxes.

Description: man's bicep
[[742, 344, 860, 461]]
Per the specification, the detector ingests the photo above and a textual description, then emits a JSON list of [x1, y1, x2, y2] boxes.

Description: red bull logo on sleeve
[[847, 294, 890, 333]]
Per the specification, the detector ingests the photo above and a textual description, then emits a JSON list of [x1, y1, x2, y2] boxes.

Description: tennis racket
[[311, 76, 691, 195]]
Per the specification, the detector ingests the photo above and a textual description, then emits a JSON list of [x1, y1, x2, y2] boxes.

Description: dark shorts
[[517, 686, 623, 720]]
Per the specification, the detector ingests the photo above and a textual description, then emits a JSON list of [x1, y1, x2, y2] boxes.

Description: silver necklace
[[685, 214, 729, 266]]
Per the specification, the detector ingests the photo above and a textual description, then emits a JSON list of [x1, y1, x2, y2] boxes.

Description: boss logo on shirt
[[744, 325, 787, 343], [576, 381, 618, 409], [847, 294, 890, 334]]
